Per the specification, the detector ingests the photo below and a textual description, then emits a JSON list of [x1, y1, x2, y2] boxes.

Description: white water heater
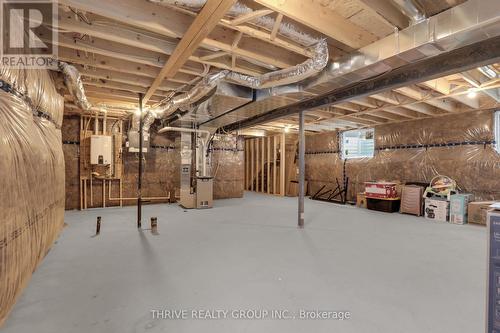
[[90, 135, 112, 165]]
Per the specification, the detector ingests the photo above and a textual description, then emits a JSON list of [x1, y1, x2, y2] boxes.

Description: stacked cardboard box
[[357, 193, 367, 208], [400, 185, 424, 216], [468, 202, 495, 225], [449, 194, 474, 225], [365, 182, 398, 199], [425, 198, 450, 222]]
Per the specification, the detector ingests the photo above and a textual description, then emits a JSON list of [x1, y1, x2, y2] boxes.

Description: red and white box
[[365, 182, 398, 199]]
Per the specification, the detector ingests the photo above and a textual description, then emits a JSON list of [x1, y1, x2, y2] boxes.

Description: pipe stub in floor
[[151, 217, 159, 235], [96, 216, 101, 235]]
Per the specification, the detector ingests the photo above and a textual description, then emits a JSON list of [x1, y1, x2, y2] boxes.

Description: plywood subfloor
[[2, 192, 486, 332]]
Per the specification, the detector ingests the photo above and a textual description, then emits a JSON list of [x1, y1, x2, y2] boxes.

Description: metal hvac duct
[[200, 0, 500, 129], [304, 0, 500, 93], [131, 36, 327, 133], [392, 0, 426, 24]]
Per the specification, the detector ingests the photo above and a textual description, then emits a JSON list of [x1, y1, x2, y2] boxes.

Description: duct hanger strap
[[0, 79, 61, 130]]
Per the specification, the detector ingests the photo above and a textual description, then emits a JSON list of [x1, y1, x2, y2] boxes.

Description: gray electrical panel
[[487, 210, 500, 333]]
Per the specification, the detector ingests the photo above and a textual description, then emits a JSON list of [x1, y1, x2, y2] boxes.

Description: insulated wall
[[0, 68, 65, 326], [62, 118, 245, 209], [306, 110, 500, 201], [62, 116, 180, 209], [211, 135, 245, 199]]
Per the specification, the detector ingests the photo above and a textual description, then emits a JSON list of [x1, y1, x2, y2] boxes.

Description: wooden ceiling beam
[[144, 0, 237, 103], [270, 13, 283, 41], [79, 67, 190, 92], [394, 86, 457, 113], [254, 0, 377, 49], [58, 0, 305, 72], [54, 15, 272, 76], [84, 88, 163, 104], [230, 9, 273, 26], [58, 47, 165, 78], [370, 91, 442, 116], [350, 96, 379, 109], [161, 2, 314, 57], [200, 51, 228, 61], [421, 78, 480, 109], [356, 0, 410, 29], [461, 70, 500, 102], [54, 33, 263, 77], [82, 80, 174, 98]]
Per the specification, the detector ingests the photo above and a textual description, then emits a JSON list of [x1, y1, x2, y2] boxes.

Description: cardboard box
[[449, 194, 474, 225], [425, 198, 449, 222], [400, 185, 424, 216], [365, 182, 398, 199], [357, 193, 367, 208], [468, 201, 495, 225]]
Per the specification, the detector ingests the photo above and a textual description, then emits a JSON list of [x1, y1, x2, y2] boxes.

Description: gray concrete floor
[[3, 192, 487, 333]]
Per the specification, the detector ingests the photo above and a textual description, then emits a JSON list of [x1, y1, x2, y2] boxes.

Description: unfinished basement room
[[1, 0, 500, 332]]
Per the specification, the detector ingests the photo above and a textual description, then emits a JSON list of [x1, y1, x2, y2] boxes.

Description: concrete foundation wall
[[306, 110, 500, 201]]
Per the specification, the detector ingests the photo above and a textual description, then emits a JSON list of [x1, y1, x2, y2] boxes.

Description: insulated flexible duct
[[226, 39, 328, 89], [132, 37, 328, 132], [133, 1, 328, 132], [148, 0, 318, 46], [58, 62, 91, 111], [131, 71, 229, 133]]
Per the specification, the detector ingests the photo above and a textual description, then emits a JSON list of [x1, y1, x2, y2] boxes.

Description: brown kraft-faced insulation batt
[[0, 67, 65, 326], [305, 110, 500, 202]]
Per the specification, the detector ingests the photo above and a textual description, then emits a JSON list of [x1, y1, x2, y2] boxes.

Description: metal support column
[[137, 93, 143, 229], [298, 110, 305, 228]]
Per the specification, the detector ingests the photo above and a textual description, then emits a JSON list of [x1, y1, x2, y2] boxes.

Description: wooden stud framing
[[261, 137, 265, 192], [250, 138, 254, 191], [245, 140, 249, 190], [273, 135, 277, 195], [255, 138, 260, 192], [267, 137, 271, 194], [280, 133, 286, 196]]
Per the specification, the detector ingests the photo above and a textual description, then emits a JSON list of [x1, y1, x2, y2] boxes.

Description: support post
[[137, 93, 143, 229], [298, 111, 305, 228]]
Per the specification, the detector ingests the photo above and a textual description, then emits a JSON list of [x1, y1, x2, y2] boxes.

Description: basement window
[[341, 128, 375, 160], [495, 111, 500, 154]]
